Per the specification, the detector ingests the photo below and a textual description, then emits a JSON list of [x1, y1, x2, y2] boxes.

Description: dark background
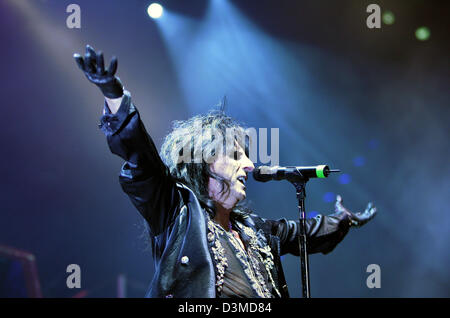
[[0, 0, 449, 297]]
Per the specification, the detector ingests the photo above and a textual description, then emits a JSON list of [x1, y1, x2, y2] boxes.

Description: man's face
[[208, 142, 255, 210]]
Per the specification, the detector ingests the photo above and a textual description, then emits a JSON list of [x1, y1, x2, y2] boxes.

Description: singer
[[74, 45, 377, 298]]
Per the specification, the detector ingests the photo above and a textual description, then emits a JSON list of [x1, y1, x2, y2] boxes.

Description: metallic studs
[[181, 256, 189, 265]]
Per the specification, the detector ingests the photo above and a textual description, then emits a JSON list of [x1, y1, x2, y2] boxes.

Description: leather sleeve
[[254, 212, 351, 255], [99, 91, 181, 235]]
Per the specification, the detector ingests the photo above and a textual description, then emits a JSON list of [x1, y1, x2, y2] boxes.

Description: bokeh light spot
[[353, 156, 365, 167], [368, 138, 379, 150], [382, 11, 395, 25], [307, 211, 319, 218], [323, 192, 336, 203], [415, 27, 430, 41], [339, 174, 351, 185]]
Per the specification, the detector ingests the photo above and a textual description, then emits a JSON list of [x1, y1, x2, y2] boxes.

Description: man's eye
[[236, 149, 245, 160]]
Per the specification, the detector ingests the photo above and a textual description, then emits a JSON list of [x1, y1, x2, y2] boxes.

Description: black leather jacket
[[99, 91, 352, 298]]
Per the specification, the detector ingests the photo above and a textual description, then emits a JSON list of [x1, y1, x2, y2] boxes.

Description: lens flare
[[147, 3, 163, 19]]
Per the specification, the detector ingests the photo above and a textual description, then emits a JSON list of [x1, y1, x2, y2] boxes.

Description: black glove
[[335, 195, 377, 228], [73, 45, 124, 99]]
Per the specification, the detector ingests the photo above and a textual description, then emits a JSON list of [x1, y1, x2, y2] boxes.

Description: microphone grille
[[253, 166, 273, 182]]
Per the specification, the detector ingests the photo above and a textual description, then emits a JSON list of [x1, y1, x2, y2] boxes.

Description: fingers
[[333, 196, 377, 228], [107, 56, 118, 76], [73, 53, 85, 71], [368, 206, 377, 218], [86, 44, 96, 57], [75, 45, 117, 78], [84, 45, 96, 73], [352, 212, 365, 223], [352, 204, 377, 226], [364, 202, 377, 217], [96, 51, 105, 75], [335, 194, 344, 212]]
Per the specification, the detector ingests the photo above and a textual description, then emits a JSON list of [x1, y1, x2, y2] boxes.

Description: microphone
[[253, 165, 340, 182]]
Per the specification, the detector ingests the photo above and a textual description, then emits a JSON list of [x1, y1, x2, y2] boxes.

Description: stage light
[[382, 11, 395, 25], [307, 211, 319, 218], [368, 138, 379, 150], [322, 192, 336, 203], [339, 174, 351, 185], [353, 156, 365, 167], [147, 3, 163, 19], [415, 27, 430, 41]]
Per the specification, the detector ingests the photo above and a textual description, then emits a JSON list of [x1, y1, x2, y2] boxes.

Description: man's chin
[[237, 191, 246, 201], [217, 189, 246, 209]]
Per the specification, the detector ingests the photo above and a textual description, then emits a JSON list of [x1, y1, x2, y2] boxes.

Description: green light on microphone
[[316, 165, 326, 178]]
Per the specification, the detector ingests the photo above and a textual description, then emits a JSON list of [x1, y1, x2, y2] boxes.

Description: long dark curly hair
[[159, 108, 252, 218]]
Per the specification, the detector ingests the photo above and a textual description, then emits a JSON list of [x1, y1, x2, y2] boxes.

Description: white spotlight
[[147, 3, 163, 19]]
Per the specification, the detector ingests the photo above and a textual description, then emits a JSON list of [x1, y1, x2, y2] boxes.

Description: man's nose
[[242, 156, 255, 173]]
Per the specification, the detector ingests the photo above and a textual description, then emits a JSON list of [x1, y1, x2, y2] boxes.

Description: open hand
[[73, 44, 123, 98], [335, 195, 377, 228]]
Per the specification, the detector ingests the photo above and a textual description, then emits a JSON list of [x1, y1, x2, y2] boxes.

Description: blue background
[[0, 0, 449, 297]]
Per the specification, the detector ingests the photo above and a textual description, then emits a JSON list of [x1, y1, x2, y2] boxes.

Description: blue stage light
[[353, 156, 365, 167], [323, 192, 335, 203], [339, 174, 351, 185], [307, 211, 319, 218], [368, 138, 379, 149], [147, 3, 163, 19]]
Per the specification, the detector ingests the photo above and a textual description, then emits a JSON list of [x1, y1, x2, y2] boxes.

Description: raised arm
[[74, 45, 181, 235]]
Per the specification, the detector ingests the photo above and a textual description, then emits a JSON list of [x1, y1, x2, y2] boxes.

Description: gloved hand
[[73, 45, 124, 98], [335, 195, 377, 228]]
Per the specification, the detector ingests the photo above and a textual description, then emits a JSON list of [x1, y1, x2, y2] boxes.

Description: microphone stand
[[253, 164, 340, 298], [291, 177, 311, 298]]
